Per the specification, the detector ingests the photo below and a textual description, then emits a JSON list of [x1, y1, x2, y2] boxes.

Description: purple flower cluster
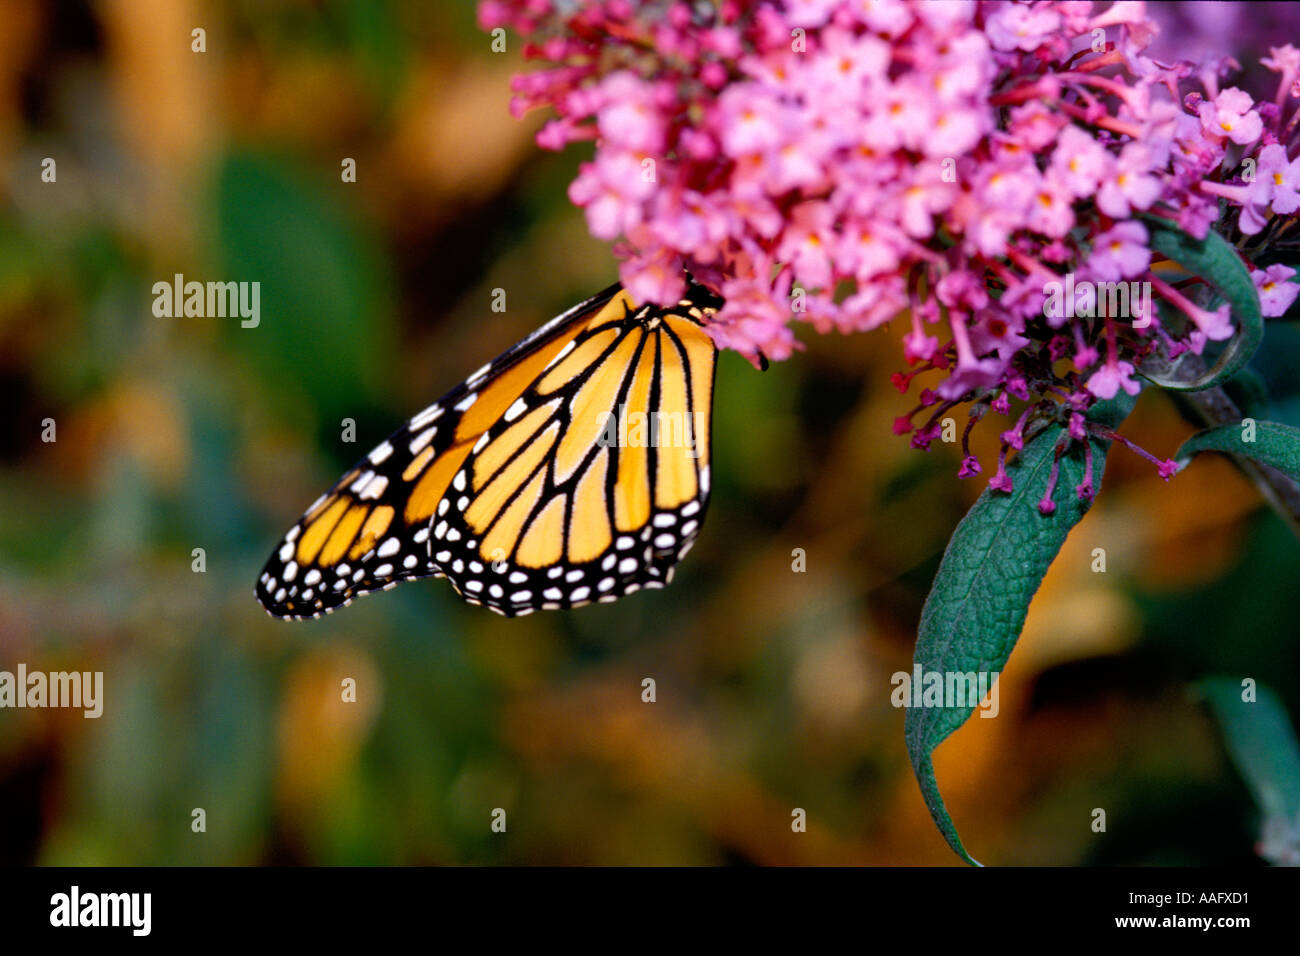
[[481, 0, 1300, 499]]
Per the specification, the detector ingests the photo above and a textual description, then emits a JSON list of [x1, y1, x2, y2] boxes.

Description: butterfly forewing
[[256, 282, 719, 620]]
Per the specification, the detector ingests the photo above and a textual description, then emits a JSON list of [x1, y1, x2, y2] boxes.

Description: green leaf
[[1140, 217, 1264, 391], [1199, 677, 1300, 864], [1199, 678, 1300, 824], [906, 393, 1134, 865], [211, 151, 399, 426], [1176, 420, 1300, 482]]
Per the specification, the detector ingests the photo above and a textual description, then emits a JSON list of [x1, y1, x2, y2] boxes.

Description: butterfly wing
[[256, 283, 626, 619], [428, 284, 721, 616]]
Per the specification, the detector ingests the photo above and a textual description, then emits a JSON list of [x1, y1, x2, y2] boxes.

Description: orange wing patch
[[667, 314, 715, 469], [454, 323, 586, 440], [555, 330, 642, 484], [349, 505, 395, 561], [318, 504, 368, 567], [479, 467, 548, 564], [537, 328, 620, 394], [652, 333, 699, 510], [405, 441, 474, 524], [613, 333, 657, 532], [516, 493, 567, 568], [296, 496, 350, 564], [568, 447, 612, 564], [473, 401, 557, 492]]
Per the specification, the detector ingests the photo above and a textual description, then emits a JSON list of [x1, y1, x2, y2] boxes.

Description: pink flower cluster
[[481, 0, 1300, 502]]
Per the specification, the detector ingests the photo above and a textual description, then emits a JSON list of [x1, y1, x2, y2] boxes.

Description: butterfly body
[[256, 282, 721, 619]]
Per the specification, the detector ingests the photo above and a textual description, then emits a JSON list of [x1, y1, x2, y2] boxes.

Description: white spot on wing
[[409, 427, 436, 455], [360, 474, 389, 500], [410, 404, 444, 430]]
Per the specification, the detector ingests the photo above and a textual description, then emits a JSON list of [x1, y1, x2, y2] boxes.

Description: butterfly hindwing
[[256, 282, 719, 620], [429, 285, 721, 616]]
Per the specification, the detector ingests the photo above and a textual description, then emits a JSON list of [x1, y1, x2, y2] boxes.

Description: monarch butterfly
[[256, 281, 723, 619]]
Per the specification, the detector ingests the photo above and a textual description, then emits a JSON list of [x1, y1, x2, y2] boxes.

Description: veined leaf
[[906, 394, 1134, 865], [1176, 420, 1300, 483]]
